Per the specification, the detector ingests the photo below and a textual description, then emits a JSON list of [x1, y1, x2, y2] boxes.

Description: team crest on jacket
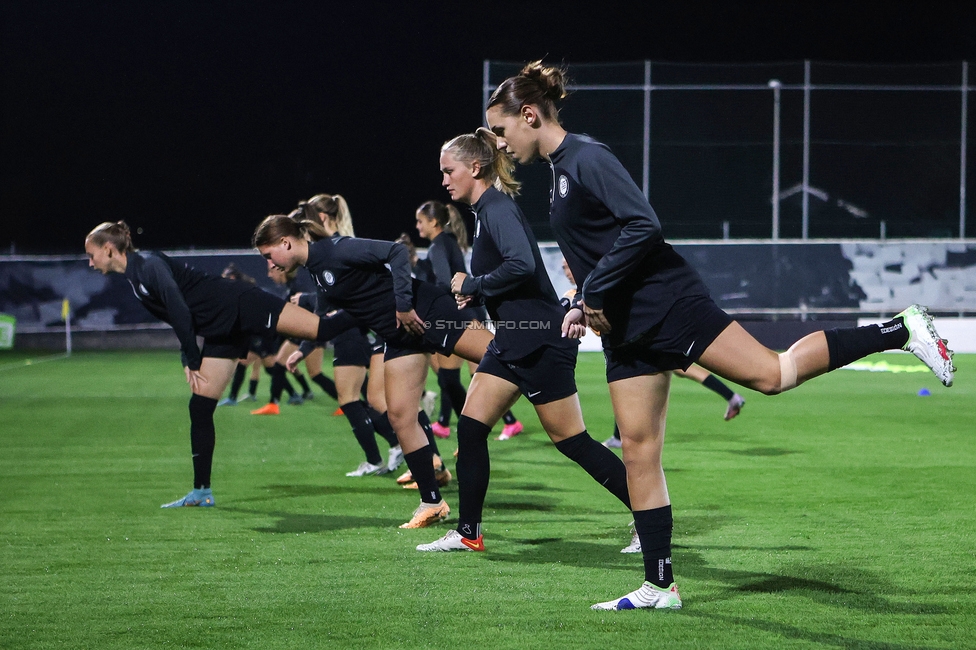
[[322, 271, 335, 286], [558, 175, 569, 198]]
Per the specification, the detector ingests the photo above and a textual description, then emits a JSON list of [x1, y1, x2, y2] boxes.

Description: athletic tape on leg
[[778, 351, 798, 391]]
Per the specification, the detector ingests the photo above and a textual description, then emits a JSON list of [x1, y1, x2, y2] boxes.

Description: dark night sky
[[2, 1, 975, 253]]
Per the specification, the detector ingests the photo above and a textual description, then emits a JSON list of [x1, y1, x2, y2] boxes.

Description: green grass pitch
[[1, 349, 974, 649]]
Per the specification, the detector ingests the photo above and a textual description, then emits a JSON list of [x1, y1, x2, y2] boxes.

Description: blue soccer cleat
[[217, 397, 237, 407], [161, 488, 215, 508]]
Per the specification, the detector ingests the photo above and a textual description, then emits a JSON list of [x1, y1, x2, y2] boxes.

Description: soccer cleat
[[603, 436, 622, 449], [724, 394, 745, 421], [287, 393, 304, 405], [497, 421, 524, 440], [387, 445, 405, 473], [396, 469, 414, 485], [217, 397, 237, 407], [431, 422, 451, 439], [161, 488, 215, 508], [898, 304, 955, 387], [621, 522, 641, 554], [333, 407, 344, 416], [421, 390, 438, 417], [591, 582, 682, 611], [302, 391, 315, 400], [239, 393, 257, 403], [251, 402, 280, 415], [345, 461, 387, 477], [416, 529, 485, 552], [399, 499, 451, 529]]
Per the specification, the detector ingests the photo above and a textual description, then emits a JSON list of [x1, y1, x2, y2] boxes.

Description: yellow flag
[[62, 298, 70, 320]]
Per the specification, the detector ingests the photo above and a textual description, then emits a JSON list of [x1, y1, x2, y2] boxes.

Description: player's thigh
[[195, 357, 239, 399], [696, 321, 779, 390], [334, 365, 368, 404], [534, 393, 586, 442], [460, 372, 520, 426]]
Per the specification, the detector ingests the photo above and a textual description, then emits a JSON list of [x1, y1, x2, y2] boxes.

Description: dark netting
[[486, 60, 973, 241]]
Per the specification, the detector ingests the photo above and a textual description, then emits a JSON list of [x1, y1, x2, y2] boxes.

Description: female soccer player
[[485, 61, 955, 610], [84, 221, 346, 509], [415, 201, 524, 441], [253, 215, 491, 528], [295, 194, 404, 477], [416, 128, 633, 554]]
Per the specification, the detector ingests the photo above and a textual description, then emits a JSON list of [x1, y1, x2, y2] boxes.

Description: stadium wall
[[3, 241, 976, 352]]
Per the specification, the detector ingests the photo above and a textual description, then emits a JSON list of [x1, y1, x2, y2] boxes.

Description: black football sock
[[293, 372, 311, 395], [228, 364, 247, 400], [310, 373, 339, 400], [633, 505, 675, 588], [456, 415, 492, 539], [824, 318, 910, 371], [403, 447, 442, 504], [341, 401, 383, 466], [501, 410, 517, 425], [437, 368, 467, 424], [438, 388, 453, 427], [188, 394, 218, 489], [613, 424, 621, 440], [702, 374, 736, 401], [417, 410, 441, 458], [266, 364, 285, 403], [554, 431, 631, 509], [248, 378, 259, 397], [367, 407, 400, 447], [360, 375, 369, 400]]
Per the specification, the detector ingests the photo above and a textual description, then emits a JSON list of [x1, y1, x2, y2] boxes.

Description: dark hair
[[252, 214, 330, 248], [487, 60, 569, 122], [441, 128, 520, 197], [86, 221, 135, 254], [416, 200, 470, 251]]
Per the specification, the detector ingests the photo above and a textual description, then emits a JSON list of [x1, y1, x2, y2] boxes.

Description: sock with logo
[[188, 394, 218, 489], [417, 409, 441, 458], [633, 505, 674, 589], [455, 415, 492, 539], [342, 401, 383, 466], [824, 318, 910, 371], [501, 410, 517, 426], [367, 407, 400, 447], [554, 431, 631, 509]]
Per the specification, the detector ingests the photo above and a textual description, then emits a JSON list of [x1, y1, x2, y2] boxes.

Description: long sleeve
[[577, 146, 663, 310], [460, 212, 535, 297], [334, 238, 414, 312], [427, 241, 453, 289], [141, 256, 202, 370]]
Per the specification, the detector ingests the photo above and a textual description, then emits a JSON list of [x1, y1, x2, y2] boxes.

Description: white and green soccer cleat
[[898, 304, 955, 387], [591, 581, 682, 611]]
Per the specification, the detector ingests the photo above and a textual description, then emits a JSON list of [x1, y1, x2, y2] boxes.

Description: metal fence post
[[769, 79, 782, 240]]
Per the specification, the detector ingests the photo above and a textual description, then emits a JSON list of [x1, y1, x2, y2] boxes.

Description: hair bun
[[520, 60, 567, 101]]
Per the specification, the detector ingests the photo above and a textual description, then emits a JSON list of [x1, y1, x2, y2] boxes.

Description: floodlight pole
[[769, 79, 782, 241], [961, 61, 968, 239]]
